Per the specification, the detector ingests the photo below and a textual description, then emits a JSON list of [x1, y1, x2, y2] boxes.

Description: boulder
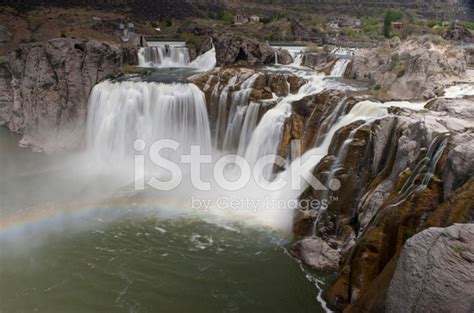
[[290, 237, 341, 271], [302, 46, 337, 72], [386, 224, 474, 313], [275, 48, 293, 65], [212, 33, 275, 65]]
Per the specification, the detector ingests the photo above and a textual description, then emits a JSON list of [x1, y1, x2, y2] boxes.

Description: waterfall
[[244, 102, 291, 182], [366, 134, 449, 229], [311, 123, 367, 236], [222, 74, 260, 152], [190, 48, 217, 72], [291, 53, 304, 67], [242, 75, 327, 182], [138, 45, 191, 68], [138, 45, 216, 71], [330, 59, 350, 77], [214, 77, 238, 148], [312, 96, 348, 146], [237, 102, 261, 156], [271, 46, 306, 67], [86, 80, 212, 162]]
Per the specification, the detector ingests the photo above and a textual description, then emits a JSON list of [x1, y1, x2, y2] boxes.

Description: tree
[[383, 9, 403, 38]]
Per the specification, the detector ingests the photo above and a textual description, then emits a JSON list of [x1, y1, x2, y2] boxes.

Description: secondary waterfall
[[237, 102, 261, 156], [138, 45, 191, 68], [330, 59, 351, 77], [138, 45, 216, 71], [222, 74, 260, 152], [271, 46, 306, 67], [86, 81, 212, 162]]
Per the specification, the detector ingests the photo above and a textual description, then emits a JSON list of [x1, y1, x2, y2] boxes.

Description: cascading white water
[[214, 76, 238, 148], [84, 57, 431, 234], [222, 74, 260, 152], [138, 45, 216, 71], [190, 48, 217, 72], [271, 46, 306, 67], [138, 45, 191, 68], [242, 75, 327, 182], [330, 59, 351, 77], [237, 102, 261, 156], [86, 80, 212, 163]]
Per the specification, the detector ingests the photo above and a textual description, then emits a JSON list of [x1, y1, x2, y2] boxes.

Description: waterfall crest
[[86, 81, 212, 162], [138, 45, 191, 68]]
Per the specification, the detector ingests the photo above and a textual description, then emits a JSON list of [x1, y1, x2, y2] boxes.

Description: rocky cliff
[[348, 37, 467, 100], [286, 91, 474, 312], [386, 223, 474, 313], [0, 38, 122, 152]]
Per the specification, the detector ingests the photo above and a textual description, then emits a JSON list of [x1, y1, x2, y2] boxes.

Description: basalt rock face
[[285, 91, 474, 311], [349, 38, 467, 100], [212, 33, 276, 66], [0, 38, 122, 152], [386, 223, 474, 313]]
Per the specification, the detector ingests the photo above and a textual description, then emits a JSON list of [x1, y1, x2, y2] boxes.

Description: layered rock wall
[[0, 38, 122, 152]]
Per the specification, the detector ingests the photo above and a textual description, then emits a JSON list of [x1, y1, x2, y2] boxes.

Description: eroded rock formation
[[285, 92, 474, 312], [349, 38, 467, 100], [212, 33, 276, 66], [0, 38, 122, 152], [386, 223, 474, 313]]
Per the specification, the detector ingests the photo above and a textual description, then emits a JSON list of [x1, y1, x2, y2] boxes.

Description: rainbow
[[0, 193, 195, 239]]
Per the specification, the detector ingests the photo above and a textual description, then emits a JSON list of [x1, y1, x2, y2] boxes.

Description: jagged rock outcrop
[[283, 89, 474, 312], [122, 45, 139, 66], [212, 33, 276, 66], [386, 223, 474, 313], [290, 237, 341, 271], [442, 24, 473, 43], [290, 18, 325, 43], [302, 46, 337, 74], [349, 38, 467, 100], [275, 48, 293, 65], [0, 38, 122, 152]]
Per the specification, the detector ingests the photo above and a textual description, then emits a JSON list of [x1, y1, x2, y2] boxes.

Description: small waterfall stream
[[368, 134, 450, 228], [329, 59, 350, 77], [222, 74, 260, 152]]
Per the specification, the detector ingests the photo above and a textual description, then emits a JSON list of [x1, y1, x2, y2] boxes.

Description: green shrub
[[383, 9, 403, 38], [426, 19, 441, 28], [363, 24, 380, 33], [464, 22, 474, 30], [180, 32, 202, 49], [218, 11, 234, 23]]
